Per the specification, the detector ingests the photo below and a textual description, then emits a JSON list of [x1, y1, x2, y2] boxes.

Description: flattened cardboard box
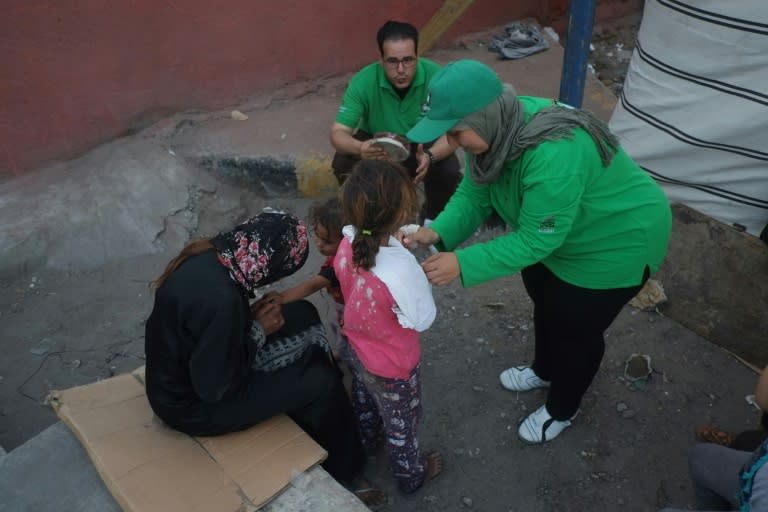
[[48, 368, 327, 512]]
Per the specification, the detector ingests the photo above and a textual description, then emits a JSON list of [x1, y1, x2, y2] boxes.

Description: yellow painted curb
[[294, 152, 339, 198]]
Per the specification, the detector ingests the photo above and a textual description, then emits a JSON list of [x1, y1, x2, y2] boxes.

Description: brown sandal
[[695, 425, 736, 446], [424, 451, 444, 482]]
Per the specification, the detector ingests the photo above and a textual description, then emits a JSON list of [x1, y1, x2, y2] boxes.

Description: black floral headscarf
[[211, 210, 309, 297]]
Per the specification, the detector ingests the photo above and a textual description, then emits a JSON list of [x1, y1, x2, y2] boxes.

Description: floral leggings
[[339, 342, 427, 493]]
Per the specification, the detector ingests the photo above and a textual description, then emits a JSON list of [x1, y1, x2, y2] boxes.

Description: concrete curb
[[195, 152, 339, 200]]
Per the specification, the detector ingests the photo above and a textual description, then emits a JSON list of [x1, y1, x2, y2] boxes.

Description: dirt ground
[[1, 13, 763, 511], [589, 13, 644, 97]]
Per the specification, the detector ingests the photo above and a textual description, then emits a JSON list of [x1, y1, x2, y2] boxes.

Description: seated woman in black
[[144, 210, 376, 500]]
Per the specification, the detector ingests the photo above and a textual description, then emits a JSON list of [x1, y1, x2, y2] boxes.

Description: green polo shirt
[[431, 96, 672, 290], [335, 58, 442, 136]]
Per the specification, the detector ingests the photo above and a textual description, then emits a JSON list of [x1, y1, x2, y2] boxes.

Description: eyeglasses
[[383, 56, 417, 69]]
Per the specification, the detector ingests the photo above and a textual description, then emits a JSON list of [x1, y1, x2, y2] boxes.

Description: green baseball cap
[[407, 59, 503, 143]]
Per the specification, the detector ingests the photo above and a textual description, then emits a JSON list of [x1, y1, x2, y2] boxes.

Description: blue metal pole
[[558, 0, 597, 108]]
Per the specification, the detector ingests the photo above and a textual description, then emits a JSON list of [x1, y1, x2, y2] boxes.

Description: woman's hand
[[421, 252, 460, 286], [397, 225, 440, 249], [414, 144, 430, 184], [251, 296, 285, 335], [260, 290, 284, 305]]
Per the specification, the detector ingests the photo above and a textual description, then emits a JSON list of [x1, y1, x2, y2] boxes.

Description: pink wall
[[0, 0, 637, 178]]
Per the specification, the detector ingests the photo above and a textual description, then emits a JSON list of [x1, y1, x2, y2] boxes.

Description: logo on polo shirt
[[421, 92, 431, 114], [538, 216, 556, 233]]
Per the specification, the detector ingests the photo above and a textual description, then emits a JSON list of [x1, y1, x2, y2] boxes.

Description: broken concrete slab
[[656, 204, 768, 368]]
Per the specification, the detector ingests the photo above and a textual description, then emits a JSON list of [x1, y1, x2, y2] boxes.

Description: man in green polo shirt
[[329, 20, 461, 224]]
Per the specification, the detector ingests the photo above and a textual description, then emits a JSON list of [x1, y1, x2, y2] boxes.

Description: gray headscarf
[[458, 85, 619, 184]]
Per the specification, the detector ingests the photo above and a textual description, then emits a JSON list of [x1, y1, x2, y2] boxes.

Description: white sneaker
[[518, 405, 576, 444], [499, 366, 550, 391]]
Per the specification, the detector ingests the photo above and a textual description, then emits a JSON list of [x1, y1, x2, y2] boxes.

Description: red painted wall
[[0, 0, 638, 178]]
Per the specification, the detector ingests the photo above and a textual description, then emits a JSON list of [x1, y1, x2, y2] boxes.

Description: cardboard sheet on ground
[[47, 367, 327, 512]]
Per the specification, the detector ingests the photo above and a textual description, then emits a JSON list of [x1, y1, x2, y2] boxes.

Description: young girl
[[335, 159, 443, 493], [275, 198, 347, 356]]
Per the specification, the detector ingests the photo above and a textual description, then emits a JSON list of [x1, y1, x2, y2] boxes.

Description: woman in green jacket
[[402, 59, 672, 444]]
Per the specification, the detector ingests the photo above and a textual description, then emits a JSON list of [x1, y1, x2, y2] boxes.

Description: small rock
[[616, 402, 628, 412], [453, 448, 465, 455], [423, 495, 438, 503], [230, 110, 248, 121], [462, 496, 474, 507], [472, 386, 484, 392], [621, 409, 637, 419], [30, 337, 53, 356]]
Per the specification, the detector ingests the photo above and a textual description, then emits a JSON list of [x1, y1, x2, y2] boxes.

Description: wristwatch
[[424, 148, 435, 166]]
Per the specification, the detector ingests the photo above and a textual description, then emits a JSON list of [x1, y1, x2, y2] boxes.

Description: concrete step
[[0, 422, 369, 512]]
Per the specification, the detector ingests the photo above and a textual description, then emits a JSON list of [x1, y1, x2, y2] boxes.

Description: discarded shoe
[[518, 405, 576, 444], [500, 366, 550, 391]]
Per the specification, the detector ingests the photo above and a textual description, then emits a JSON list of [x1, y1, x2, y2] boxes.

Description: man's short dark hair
[[376, 20, 419, 55]]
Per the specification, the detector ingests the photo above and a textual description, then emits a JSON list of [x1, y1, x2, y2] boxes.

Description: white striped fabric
[[608, 0, 768, 237]]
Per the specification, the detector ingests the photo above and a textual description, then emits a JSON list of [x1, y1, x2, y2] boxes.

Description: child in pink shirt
[[335, 159, 442, 493]]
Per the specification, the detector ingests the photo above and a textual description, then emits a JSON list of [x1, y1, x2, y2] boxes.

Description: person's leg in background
[[331, 131, 371, 185], [420, 152, 461, 223], [688, 443, 749, 510]]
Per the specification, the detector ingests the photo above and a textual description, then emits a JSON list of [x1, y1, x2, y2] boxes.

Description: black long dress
[[144, 250, 364, 484]]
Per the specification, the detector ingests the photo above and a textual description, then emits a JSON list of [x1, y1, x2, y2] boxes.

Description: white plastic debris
[[746, 394, 762, 411], [230, 110, 249, 121], [543, 26, 560, 43]]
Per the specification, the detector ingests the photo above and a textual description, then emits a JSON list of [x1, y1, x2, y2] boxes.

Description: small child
[[275, 198, 347, 356], [335, 159, 443, 493]]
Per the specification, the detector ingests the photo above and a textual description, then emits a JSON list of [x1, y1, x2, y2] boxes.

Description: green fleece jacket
[[431, 96, 672, 290]]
